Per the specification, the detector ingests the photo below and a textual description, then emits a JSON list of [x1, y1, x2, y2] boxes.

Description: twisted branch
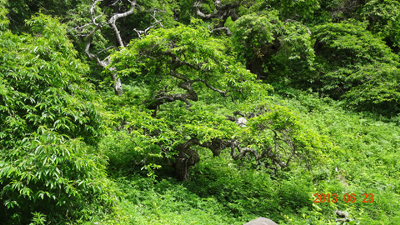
[[193, 0, 242, 32], [208, 25, 232, 36], [133, 9, 165, 39], [108, 0, 137, 47]]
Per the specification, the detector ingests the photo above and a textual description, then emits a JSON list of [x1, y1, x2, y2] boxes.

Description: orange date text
[[313, 193, 374, 203]]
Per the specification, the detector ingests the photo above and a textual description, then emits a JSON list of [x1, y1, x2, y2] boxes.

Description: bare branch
[[149, 9, 165, 28], [69, 23, 94, 33], [79, 0, 152, 96], [227, 139, 287, 168], [96, 46, 117, 55], [108, 0, 137, 47], [193, 1, 220, 19], [164, 51, 204, 71], [133, 28, 145, 39], [84, 30, 98, 61], [133, 25, 156, 39], [194, 0, 241, 35], [110, 0, 122, 6], [149, 74, 198, 109], [170, 71, 190, 81], [85, 34, 123, 95], [153, 93, 194, 109], [214, 0, 242, 10], [90, 0, 103, 26], [132, 9, 164, 39], [192, 78, 228, 96], [208, 25, 232, 36], [93, 14, 104, 26]]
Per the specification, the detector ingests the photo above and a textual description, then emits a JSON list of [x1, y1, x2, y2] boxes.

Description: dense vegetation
[[1, 0, 400, 224]]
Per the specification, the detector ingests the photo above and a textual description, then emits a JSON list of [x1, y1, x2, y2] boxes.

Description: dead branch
[[194, 0, 242, 31], [208, 25, 232, 35], [108, 0, 137, 47], [133, 9, 165, 39]]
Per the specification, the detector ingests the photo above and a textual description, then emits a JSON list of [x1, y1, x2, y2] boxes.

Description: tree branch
[[133, 9, 165, 39], [214, 0, 242, 10], [164, 50, 204, 71], [108, 0, 137, 47], [85, 34, 123, 95], [193, 2, 220, 19], [192, 78, 228, 96], [208, 25, 232, 36], [90, 0, 103, 26]]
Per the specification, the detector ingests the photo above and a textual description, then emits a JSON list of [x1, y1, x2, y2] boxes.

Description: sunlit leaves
[[0, 0, 8, 31], [0, 14, 114, 224], [111, 24, 257, 100], [0, 129, 115, 222], [0, 14, 104, 146]]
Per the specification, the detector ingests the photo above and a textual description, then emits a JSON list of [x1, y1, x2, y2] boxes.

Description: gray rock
[[335, 210, 350, 222], [244, 217, 278, 225], [236, 117, 247, 127]]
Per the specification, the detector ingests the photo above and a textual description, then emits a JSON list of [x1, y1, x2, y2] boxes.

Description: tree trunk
[[175, 152, 190, 181], [112, 75, 123, 96], [247, 57, 264, 79]]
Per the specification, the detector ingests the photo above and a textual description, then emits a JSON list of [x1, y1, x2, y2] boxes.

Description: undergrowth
[[92, 90, 400, 224]]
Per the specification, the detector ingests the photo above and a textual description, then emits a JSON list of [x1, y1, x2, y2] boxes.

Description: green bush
[[0, 14, 117, 224], [310, 21, 400, 113]]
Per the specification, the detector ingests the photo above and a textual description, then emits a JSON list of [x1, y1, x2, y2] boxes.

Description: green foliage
[[5, 0, 81, 33], [0, 0, 8, 31], [274, 90, 400, 224], [263, 0, 320, 21], [108, 24, 249, 157], [29, 212, 46, 225], [310, 21, 400, 112], [96, 175, 249, 224], [232, 12, 314, 80], [1, 13, 104, 146], [112, 24, 257, 96], [362, 0, 400, 51], [0, 130, 116, 224], [0, 14, 116, 224], [3, 0, 400, 224], [186, 155, 317, 222], [99, 91, 400, 223], [105, 24, 324, 180]]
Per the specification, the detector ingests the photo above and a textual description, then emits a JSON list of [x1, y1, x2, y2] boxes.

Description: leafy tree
[[322, 0, 363, 21], [232, 11, 314, 81], [4, 0, 83, 33], [0, 14, 116, 224], [193, 0, 243, 35], [107, 24, 324, 181], [262, 0, 320, 21], [361, 0, 400, 52], [0, 0, 8, 31], [311, 21, 400, 112], [67, 0, 177, 95]]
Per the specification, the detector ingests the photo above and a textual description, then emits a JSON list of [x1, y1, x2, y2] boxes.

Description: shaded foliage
[[310, 21, 400, 112], [232, 11, 314, 81]]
